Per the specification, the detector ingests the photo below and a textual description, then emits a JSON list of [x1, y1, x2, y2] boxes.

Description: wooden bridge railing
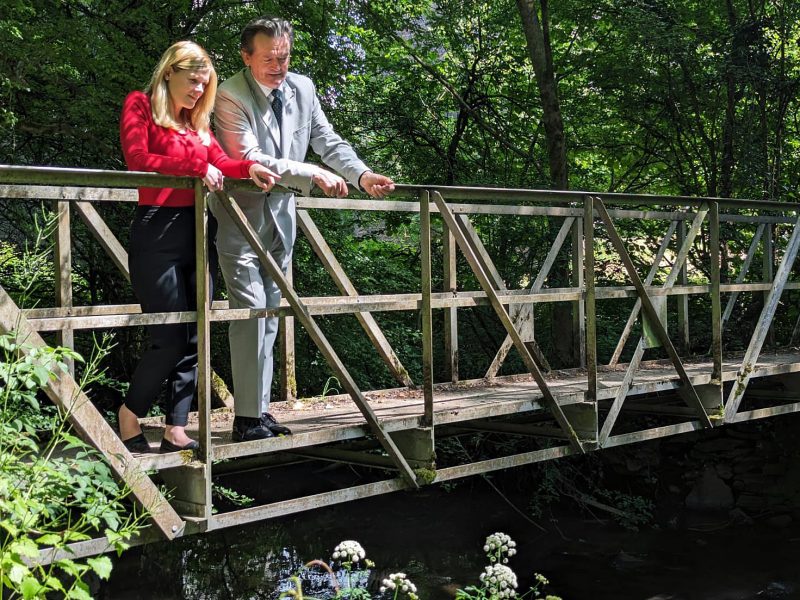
[[2, 164, 800, 540]]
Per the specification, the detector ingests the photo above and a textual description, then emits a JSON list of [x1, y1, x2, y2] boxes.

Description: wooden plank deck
[[135, 350, 800, 470]]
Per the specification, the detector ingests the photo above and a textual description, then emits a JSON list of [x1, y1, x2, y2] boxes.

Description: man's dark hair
[[241, 16, 294, 54]]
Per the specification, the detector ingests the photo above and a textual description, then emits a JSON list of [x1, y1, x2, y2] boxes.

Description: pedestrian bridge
[[2, 165, 799, 560]]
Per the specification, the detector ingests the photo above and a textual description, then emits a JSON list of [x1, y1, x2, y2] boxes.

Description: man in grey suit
[[211, 16, 395, 442]]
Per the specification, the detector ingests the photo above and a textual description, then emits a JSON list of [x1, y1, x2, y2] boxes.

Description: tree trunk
[[515, 0, 568, 189], [720, 0, 737, 199], [516, 0, 575, 366]]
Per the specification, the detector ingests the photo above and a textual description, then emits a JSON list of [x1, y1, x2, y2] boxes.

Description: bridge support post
[[562, 403, 597, 449], [390, 428, 436, 473], [160, 463, 209, 518], [684, 383, 723, 413]]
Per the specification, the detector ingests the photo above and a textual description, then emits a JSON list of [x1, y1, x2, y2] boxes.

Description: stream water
[[98, 475, 800, 600]]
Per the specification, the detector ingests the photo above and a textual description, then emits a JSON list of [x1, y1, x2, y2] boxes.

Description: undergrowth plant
[[456, 533, 561, 600], [277, 534, 558, 600], [0, 329, 147, 599]]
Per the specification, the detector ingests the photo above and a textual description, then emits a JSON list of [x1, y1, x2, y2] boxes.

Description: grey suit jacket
[[215, 69, 369, 253]]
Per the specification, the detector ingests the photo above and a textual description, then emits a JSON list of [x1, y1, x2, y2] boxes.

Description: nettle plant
[[0, 331, 146, 599]]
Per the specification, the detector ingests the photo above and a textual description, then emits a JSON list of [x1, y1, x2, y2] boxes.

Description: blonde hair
[[146, 41, 217, 145]]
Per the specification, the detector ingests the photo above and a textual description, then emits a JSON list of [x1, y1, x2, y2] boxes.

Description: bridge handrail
[[2, 164, 799, 212]]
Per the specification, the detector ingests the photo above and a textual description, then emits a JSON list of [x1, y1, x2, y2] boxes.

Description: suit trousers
[[209, 192, 293, 418], [125, 205, 217, 425]]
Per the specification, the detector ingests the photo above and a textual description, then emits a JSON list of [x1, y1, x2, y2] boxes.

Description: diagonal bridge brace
[[296, 209, 414, 388], [608, 219, 679, 367], [213, 191, 420, 488], [594, 198, 714, 435], [724, 214, 800, 422], [484, 216, 576, 378], [599, 208, 707, 444], [430, 192, 585, 453], [451, 214, 556, 376], [0, 286, 185, 540]]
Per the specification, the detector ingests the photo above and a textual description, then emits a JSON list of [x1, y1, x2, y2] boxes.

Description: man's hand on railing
[[359, 171, 395, 198], [248, 163, 281, 192], [312, 168, 349, 197]]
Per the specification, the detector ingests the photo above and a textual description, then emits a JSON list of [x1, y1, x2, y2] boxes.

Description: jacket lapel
[[279, 84, 296, 160], [243, 69, 281, 153]]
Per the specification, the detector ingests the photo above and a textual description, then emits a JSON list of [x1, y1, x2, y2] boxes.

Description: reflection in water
[[100, 480, 800, 599]]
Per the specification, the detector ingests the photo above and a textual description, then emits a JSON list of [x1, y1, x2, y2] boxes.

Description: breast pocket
[[292, 121, 311, 145]]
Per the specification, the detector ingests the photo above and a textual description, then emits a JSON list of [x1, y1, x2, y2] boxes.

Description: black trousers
[[124, 205, 217, 426]]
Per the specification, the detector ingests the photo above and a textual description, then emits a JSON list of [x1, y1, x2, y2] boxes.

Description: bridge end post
[[390, 428, 436, 482]]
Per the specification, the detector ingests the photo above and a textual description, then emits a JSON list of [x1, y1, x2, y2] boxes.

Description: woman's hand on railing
[[248, 164, 281, 192], [203, 164, 225, 191]]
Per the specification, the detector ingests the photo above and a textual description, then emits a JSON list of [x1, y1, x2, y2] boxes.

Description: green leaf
[[61, 433, 86, 450], [66, 581, 93, 600], [87, 556, 113, 580], [13, 537, 41, 558], [20, 576, 43, 599], [8, 561, 29, 584], [36, 533, 62, 546]]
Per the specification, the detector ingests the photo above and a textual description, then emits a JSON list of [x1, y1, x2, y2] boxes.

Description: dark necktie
[[271, 89, 283, 130]]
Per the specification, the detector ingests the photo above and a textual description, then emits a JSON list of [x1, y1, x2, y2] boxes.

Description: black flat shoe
[[159, 438, 200, 453], [122, 433, 153, 454]]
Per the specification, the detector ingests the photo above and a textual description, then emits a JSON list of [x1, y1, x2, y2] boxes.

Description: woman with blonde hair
[[119, 40, 279, 453]]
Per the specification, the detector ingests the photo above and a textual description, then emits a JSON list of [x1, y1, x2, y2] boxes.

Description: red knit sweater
[[120, 91, 256, 207]]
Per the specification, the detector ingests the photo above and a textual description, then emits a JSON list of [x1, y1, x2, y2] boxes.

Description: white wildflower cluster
[[483, 532, 517, 564], [379, 572, 419, 599], [479, 563, 518, 598], [332, 540, 366, 564]]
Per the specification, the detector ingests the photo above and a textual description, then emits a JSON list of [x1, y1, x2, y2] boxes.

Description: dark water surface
[[99, 480, 800, 600]]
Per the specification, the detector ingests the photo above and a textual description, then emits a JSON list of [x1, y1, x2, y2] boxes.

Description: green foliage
[[211, 484, 254, 509], [0, 330, 146, 599]]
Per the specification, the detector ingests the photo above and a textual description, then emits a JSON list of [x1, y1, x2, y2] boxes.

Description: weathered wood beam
[[0, 285, 184, 539], [420, 191, 434, 425], [54, 200, 74, 375], [584, 198, 597, 407], [194, 182, 213, 519], [443, 220, 459, 382]]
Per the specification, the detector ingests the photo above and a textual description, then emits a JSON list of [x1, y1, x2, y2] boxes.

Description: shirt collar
[[254, 78, 285, 100]]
